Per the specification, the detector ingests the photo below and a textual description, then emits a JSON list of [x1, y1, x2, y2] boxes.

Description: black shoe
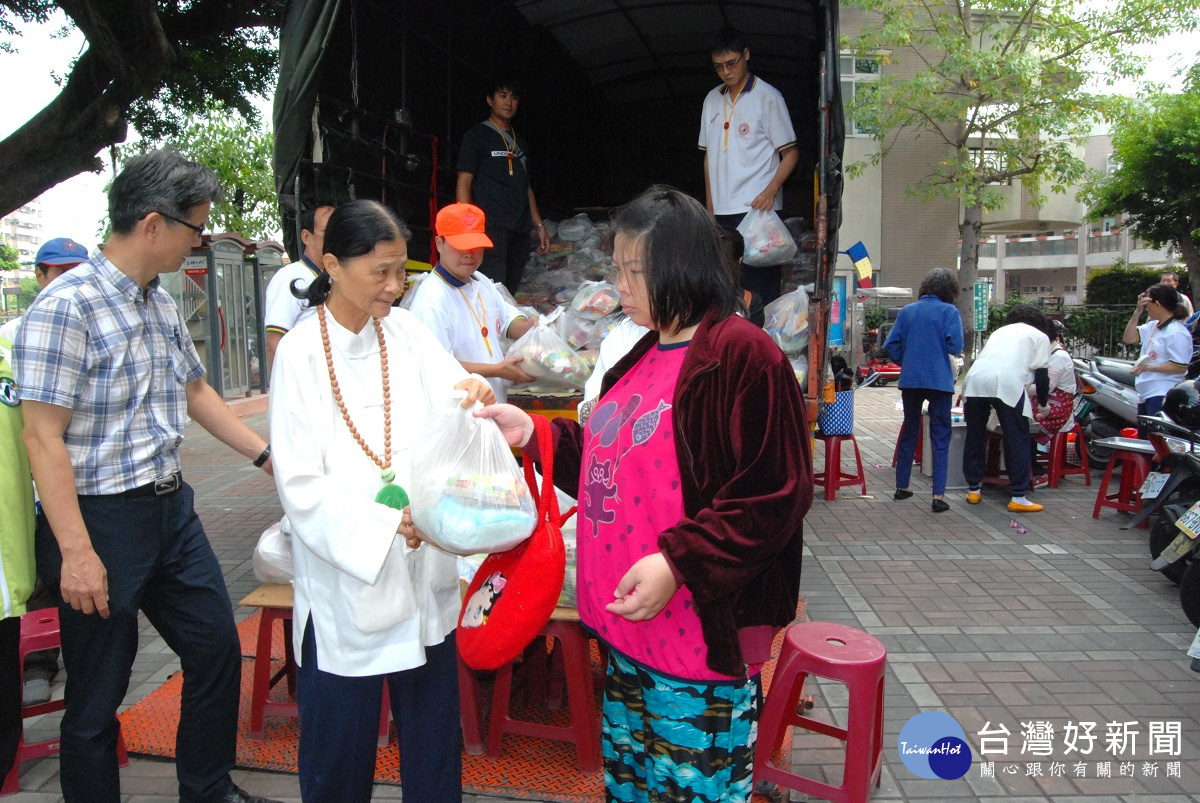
[[893, 489, 914, 500], [931, 499, 950, 513], [219, 788, 284, 803]]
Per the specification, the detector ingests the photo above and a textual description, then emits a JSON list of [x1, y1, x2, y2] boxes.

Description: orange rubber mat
[[119, 599, 803, 801]]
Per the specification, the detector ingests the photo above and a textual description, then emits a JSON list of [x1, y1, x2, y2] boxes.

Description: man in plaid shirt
[[14, 150, 280, 803]]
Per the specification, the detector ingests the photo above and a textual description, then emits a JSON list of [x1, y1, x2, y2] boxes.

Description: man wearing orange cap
[[408, 203, 536, 402]]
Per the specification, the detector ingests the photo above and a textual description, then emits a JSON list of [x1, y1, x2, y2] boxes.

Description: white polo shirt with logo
[[264, 256, 323, 337], [699, 75, 797, 216], [408, 266, 524, 403]]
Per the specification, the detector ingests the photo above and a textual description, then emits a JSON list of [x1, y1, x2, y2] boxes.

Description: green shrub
[[1085, 263, 1164, 306]]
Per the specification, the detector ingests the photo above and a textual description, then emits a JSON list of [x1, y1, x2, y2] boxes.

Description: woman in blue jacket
[[884, 268, 964, 512]]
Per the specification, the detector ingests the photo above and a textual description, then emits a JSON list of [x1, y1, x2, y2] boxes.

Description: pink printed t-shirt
[[576, 341, 729, 681]]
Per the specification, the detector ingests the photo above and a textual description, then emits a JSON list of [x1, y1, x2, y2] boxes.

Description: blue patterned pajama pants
[[603, 650, 760, 803]]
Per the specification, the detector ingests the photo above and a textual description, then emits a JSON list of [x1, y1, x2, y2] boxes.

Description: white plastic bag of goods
[[763, 287, 811, 356], [505, 309, 591, 390], [410, 396, 538, 555], [253, 519, 293, 584], [569, 280, 621, 320], [737, 209, 798, 267], [556, 213, 595, 243]]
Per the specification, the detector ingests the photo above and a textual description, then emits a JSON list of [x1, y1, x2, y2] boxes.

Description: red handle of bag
[[522, 415, 571, 526]]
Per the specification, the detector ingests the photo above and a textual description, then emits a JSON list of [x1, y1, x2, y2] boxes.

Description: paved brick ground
[[11, 388, 1200, 801]]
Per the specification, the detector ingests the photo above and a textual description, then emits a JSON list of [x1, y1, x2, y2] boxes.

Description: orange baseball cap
[[435, 203, 493, 250]]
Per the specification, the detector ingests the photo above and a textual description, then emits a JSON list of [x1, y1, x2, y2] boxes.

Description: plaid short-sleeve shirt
[[13, 252, 205, 495]]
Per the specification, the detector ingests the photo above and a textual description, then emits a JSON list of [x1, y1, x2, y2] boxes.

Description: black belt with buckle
[[117, 472, 182, 499]]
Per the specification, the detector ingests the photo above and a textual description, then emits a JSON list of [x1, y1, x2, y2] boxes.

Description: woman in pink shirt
[[480, 186, 811, 803]]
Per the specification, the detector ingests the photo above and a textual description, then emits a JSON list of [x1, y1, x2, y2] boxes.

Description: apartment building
[[1, 199, 45, 270]]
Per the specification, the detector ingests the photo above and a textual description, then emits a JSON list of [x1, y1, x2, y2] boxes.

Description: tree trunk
[[0, 0, 171, 216], [1177, 230, 1200, 306], [958, 202, 984, 359]]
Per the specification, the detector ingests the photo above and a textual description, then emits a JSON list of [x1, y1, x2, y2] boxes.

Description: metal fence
[[984, 301, 1140, 360], [1059, 307, 1139, 359]]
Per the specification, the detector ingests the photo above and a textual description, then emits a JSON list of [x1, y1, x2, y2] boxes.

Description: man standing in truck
[[456, 77, 550, 293], [263, 204, 335, 369], [699, 26, 798, 307]]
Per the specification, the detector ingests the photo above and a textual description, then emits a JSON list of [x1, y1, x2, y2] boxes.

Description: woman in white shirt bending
[[1123, 282, 1192, 437], [269, 200, 492, 802], [961, 305, 1051, 513]]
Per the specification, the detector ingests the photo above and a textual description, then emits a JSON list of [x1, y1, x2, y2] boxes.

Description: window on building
[[968, 148, 1012, 185], [840, 55, 880, 136], [1064, 285, 1077, 294]]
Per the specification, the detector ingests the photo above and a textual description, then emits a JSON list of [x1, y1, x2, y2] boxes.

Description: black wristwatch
[[253, 445, 271, 467]]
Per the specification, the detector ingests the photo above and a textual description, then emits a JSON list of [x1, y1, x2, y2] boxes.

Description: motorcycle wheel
[[1149, 511, 1189, 585], [1180, 560, 1200, 628], [876, 378, 889, 387], [1084, 416, 1123, 467]]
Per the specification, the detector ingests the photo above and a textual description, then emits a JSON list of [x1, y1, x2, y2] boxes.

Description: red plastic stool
[[982, 430, 1010, 486], [486, 613, 601, 773], [2, 608, 129, 797], [890, 416, 922, 468], [754, 622, 886, 803], [241, 585, 389, 746], [1092, 446, 1152, 526], [815, 433, 867, 501], [1046, 423, 1090, 488], [457, 655, 487, 755]]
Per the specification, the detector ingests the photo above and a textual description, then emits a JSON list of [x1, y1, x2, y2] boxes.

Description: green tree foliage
[[1084, 262, 1166, 306], [1084, 64, 1200, 301], [0, 1, 281, 217], [116, 109, 278, 241], [843, 0, 1200, 342], [18, 277, 39, 309], [0, 242, 19, 272]]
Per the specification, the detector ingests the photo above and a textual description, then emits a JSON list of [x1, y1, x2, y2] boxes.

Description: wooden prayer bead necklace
[[318, 304, 397, 485]]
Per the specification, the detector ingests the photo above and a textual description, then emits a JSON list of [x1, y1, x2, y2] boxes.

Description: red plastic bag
[[457, 415, 572, 670]]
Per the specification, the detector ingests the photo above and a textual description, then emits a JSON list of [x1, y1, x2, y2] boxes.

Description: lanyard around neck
[[722, 80, 748, 151]]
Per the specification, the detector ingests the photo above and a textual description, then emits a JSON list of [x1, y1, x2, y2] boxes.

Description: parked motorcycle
[[1074, 355, 1139, 466], [1133, 378, 1200, 627]]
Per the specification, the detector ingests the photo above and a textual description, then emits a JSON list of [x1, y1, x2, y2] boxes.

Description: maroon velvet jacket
[[537, 310, 813, 677]]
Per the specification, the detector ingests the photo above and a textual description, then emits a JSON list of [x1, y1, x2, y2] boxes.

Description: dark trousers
[[714, 212, 784, 308], [0, 616, 19, 779], [35, 484, 241, 803], [297, 619, 462, 802], [480, 225, 532, 293], [1137, 395, 1165, 439], [897, 389, 953, 496], [963, 396, 1033, 495]]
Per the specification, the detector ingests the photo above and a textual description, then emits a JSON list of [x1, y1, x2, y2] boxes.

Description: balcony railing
[[1004, 238, 1080, 257], [1087, 234, 1121, 254]]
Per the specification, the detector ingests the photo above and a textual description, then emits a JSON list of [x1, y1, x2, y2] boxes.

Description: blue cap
[[35, 237, 89, 267]]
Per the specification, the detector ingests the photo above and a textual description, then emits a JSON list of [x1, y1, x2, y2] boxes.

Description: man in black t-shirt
[[456, 78, 549, 292]]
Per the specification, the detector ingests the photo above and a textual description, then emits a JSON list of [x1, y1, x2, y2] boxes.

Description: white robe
[[269, 307, 471, 677]]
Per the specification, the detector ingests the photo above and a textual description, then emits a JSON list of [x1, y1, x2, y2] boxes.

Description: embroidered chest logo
[[738, 122, 751, 136], [0, 377, 18, 407]]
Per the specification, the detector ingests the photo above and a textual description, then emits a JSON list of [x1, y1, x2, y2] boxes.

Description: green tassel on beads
[[375, 483, 409, 510]]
